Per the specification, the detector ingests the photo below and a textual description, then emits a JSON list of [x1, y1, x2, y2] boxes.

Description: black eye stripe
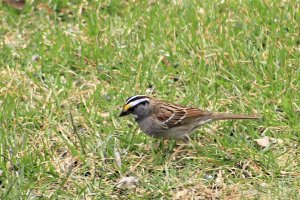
[[128, 107, 134, 111]]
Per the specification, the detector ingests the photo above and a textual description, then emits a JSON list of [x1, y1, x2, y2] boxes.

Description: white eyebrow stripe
[[128, 98, 150, 108], [125, 95, 147, 104]]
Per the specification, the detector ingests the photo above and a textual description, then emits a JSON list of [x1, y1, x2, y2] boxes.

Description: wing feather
[[155, 101, 211, 128]]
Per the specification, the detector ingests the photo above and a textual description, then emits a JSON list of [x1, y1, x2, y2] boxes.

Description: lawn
[[0, 0, 299, 199]]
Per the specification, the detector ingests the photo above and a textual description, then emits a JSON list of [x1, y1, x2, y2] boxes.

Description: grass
[[0, 0, 299, 199]]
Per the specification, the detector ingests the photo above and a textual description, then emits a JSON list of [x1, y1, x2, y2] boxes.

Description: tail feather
[[211, 113, 259, 120]]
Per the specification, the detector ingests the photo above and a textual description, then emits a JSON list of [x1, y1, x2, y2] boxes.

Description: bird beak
[[119, 104, 131, 117], [119, 109, 128, 117]]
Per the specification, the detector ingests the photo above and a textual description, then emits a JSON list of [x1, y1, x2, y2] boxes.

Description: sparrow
[[119, 95, 259, 140]]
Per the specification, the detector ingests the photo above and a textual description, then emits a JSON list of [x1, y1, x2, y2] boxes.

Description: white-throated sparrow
[[119, 95, 259, 140]]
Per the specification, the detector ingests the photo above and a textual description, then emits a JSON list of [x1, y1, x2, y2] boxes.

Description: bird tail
[[211, 113, 259, 121]]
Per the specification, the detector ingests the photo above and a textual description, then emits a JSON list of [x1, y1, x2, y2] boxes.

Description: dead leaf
[[215, 170, 224, 188], [36, 3, 54, 14], [116, 176, 139, 189], [100, 112, 110, 118], [198, 8, 205, 15], [146, 86, 155, 94], [3, 0, 25, 10], [174, 189, 191, 200], [162, 56, 171, 67], [271, 138, 283, 145], [114, 147, 122, 168], [255, 136, 270, 147]]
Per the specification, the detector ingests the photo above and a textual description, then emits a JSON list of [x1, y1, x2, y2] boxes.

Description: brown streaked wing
[[155, 102, 174, 122], [155, 101, 211, 128], [181, 108, 212, 125], [184, 108, 211, 118]]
